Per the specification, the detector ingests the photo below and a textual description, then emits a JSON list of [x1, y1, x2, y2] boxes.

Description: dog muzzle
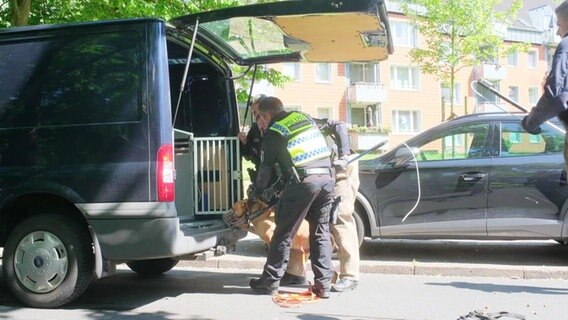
[[222, 209, 249, 229]]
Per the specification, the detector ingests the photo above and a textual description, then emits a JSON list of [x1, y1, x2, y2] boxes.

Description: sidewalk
[[179, 234, 568, 280]]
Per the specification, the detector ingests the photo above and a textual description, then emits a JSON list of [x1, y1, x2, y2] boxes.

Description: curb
[[178, 255, 568, 280]]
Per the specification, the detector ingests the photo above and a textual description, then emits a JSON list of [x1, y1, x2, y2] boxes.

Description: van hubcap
[[14, 231, 68, 293]]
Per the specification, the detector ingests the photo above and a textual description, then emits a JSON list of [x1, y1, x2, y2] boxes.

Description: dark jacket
[[240, 122, 263, 166], [523, 33, 568, 132], [314, 118, 351, 159]]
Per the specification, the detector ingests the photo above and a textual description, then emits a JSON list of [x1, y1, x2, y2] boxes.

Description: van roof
[[0, 18, 163, 35]]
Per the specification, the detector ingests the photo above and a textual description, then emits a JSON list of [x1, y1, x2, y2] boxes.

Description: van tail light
[[157, 144, 175, 202]]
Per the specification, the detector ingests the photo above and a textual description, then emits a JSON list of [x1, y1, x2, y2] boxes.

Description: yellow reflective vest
[[269, 112, 331, 166]]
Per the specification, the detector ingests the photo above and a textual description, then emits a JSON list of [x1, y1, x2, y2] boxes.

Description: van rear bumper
[[88, 217, 247, 261]]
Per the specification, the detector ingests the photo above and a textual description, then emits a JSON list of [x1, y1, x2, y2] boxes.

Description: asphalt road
[[1, 267, 568, 320], [1, 237, 568, 319]]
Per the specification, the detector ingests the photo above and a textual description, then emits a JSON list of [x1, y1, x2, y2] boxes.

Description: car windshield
[[200, 18, 295, 60]]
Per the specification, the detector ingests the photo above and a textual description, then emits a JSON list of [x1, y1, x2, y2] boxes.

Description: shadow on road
[[0, 268, 259, 312], [425, 281, 568, 295]]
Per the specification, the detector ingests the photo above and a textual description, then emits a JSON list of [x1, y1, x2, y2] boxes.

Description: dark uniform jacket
[[252, 111, 331, 199]]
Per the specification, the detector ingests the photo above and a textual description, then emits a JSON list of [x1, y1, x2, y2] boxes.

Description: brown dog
[[231, 199, 310, 259]]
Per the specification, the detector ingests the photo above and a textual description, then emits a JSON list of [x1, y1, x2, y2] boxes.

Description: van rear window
[[0, 31, 142, 128]]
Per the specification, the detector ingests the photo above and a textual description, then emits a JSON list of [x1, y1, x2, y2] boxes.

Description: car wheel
[[353, 210, 366, 247], [127, 258, 179, 276], [2, 214, 94, 308]]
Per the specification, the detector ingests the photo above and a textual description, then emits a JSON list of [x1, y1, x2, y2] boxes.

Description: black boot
[[249, 277, 279, 295], [280, 272, 308, 286], [311, 282, 330, 299]]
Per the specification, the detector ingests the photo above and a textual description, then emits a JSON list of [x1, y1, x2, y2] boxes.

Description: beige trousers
[[331, 160, 360, 280]]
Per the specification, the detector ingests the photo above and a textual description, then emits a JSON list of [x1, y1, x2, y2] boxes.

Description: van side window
[[0, 32, 142, 128]]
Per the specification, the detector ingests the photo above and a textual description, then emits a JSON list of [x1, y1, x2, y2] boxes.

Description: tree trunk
[[449, 68, 455, 120], [10, 0, 31, 26]]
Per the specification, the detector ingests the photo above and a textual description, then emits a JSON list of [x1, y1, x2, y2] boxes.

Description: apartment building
[[248, 0, 558, 151]]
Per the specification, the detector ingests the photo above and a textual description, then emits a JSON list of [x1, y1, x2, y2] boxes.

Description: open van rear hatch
[[170, 0, 393, 65], [169, 0, 393, 217]]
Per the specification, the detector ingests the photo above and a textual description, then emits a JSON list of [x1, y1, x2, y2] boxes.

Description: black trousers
[[261, 174, 334, 290]]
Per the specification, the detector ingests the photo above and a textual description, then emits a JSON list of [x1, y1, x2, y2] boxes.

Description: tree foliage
[[0, 0, 239, 27], [0, 0, 289, 103], [400, 0, 528, 116]]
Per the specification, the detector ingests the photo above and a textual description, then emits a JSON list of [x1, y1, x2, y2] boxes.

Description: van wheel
[[2, 214, 94, 308], [127, 258, 179, 276], [353, 210, 365, 247]]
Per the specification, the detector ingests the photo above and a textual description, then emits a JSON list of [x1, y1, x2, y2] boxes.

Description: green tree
[[1, 0, 238, 27], [400, 0, 527, 119], [0, 0, 289, 103]]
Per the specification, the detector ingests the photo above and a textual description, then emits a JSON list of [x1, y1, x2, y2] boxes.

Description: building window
[[508, 86, 519, 103], [484, 54, 499, 65], [282, 63, 301, 81], [528, 87, 539, 105], [527, 51, 537, 68], [392, 21, 417, 47], [546, 47, 555, 69], [390, 66, 419, 90], [315, 63, 331, 83], [476, 80, 500, 104], [507, 51, 518, 66], [441, 83, 462, 105], [351, 107, 365, 127], [509, 132, 521, 144], [529, 134, 540, 143], [351, 105, 381, 128], [392, 110, 421, 133], [317, 107, 332, 119], [349, 63, 379, 83]]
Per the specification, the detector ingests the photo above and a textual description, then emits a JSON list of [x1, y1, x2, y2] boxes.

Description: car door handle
[[460, 172, 486, 182]]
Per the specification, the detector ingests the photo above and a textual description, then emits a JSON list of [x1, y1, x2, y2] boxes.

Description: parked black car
[[354, 113, 568, 245]]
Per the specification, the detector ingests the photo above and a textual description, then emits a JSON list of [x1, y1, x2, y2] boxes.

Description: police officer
[[248, 97, 334, 298], [239, 94, 266, 173], [316, 118, 361, 292], [239, 94, 310, 286]]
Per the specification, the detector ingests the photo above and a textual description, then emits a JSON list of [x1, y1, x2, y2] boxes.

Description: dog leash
[[246, 203, 277, 222], [272, 290, 320, 308], [271, 282, 321, 308]]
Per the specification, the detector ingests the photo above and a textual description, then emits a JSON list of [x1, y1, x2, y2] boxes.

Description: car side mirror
[[393, 147, 420, 168]]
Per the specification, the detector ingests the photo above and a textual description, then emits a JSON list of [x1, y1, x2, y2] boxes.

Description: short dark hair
[[251, 94, 267, 105], [258, 96, 284, 116], [557, 1, 568, 19]]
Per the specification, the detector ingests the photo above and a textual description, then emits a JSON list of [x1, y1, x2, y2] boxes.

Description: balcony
[[482, 63, 507, 81], [348, 82, 388, 104]]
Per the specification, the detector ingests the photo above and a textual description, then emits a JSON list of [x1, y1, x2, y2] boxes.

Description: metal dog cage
[[174, 130, 242, 216]]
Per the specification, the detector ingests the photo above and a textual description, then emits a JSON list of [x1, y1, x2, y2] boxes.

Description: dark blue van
[[0, 0, 392, 307]]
